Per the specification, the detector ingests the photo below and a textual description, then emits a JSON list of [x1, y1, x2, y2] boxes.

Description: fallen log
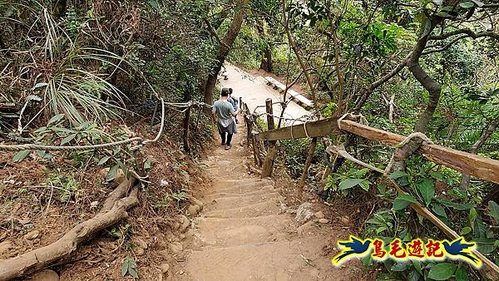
[[0, 180, 139, 281], [101, 177, 137, 213]]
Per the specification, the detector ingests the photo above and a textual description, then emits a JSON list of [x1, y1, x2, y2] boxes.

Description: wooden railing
[[256, 117, 499, 185], [239, 98, 499, 279]]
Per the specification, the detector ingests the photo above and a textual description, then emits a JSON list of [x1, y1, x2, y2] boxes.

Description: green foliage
[[17, 7, 133, 124], [1, 0, 216, 134], [121, 256, 139, 279], [255, 117, 268, 131], [108, 223, 133, 241], [326, 167, 371, 192], [269, 45, 291, 76], [392, 194, 417, 211], [321, 102, 337, 118], [366, 209, 396, 236], [45, 172, 79, 203], [34, 114, 108, 146], [223, 1, 498, 280], [153, 189, 190, 210], [339, 21, 412, 58], [280, 138, 312, 178], [443, 40, 483, 81], [12, 150, 31, 162], [427, 263, 457, 280], [415, 178, 435, 207], [228, 25, 262, 69], [1, 1, 498, 280], [488, 201, 499, 224]]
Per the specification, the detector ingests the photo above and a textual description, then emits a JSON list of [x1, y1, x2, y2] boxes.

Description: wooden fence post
[[194, 105, 202, 131], [251, 130, 261, 166], [265, 98, 275, 129], [244, 106, 253, 147], [261, 98, 277, 177], [183, 105, 191, 153], [298, 137, 317, 188], [240, 100, 259, 165]]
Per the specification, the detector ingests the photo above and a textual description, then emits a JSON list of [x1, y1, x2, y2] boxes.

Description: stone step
[[204, 192, 280, 211], [202, 187, 277, 201], [204, 168, 248, 178], [203, 199, 280, 218], [202, 181, 276, 195], [204, 161, 246, 170], [191, 215, 295, 248], [205, 185, 275, 197], [182, 237, 343, 281], [212, 179, 272, 188], [204, 156, 246, 167]]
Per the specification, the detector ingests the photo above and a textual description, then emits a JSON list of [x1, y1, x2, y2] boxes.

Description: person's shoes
[[221, 142, 225, 146], [225, 145, 231, 150]]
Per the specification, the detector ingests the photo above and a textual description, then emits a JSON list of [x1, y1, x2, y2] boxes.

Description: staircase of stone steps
[[176, 123, 364, 281]]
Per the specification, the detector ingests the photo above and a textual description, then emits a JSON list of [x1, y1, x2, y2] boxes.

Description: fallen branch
[[101, 177, 137, 213], [0, 180, 139, 281]]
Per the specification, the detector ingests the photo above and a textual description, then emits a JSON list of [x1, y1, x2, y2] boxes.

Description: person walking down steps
[[212, 88, 238, 150]]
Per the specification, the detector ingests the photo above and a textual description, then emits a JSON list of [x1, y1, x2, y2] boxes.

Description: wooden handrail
[[339, 120, 499, 185], [256, 117, 340, 141], [254, 118, 499, 185]]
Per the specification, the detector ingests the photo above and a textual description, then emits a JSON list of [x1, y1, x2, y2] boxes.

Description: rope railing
[[0, 99, 214, 152], [253, 111, 314, 123], [251, 101, 289, 114]]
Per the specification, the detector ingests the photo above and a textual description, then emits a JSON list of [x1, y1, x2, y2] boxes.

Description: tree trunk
[[408, 17, 443, 133], [256, 21, 273, 72], [204, 69, 219, 106], [203, 0, 249, 106], [260, 45, 273, 72], [459, 117, 499, 190], [298, 137, 318, 188], [410, 62, 441, 133], [281, 0, 317, 109]]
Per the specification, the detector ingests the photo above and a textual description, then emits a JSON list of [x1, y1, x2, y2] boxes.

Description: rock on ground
[[178, 215, 190, 233], [31, 270, 59, 281], [0, 241, 13, 255], [314, 211, 324, 219], [295, 202, 314, 224], [168, 241, 183, 255], [160, 263, 170, 274], [24, 230, 40, 240]]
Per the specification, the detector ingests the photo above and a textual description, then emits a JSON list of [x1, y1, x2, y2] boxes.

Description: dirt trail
[[219, 64, 310, 126], [175, 122, 366, 281]]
